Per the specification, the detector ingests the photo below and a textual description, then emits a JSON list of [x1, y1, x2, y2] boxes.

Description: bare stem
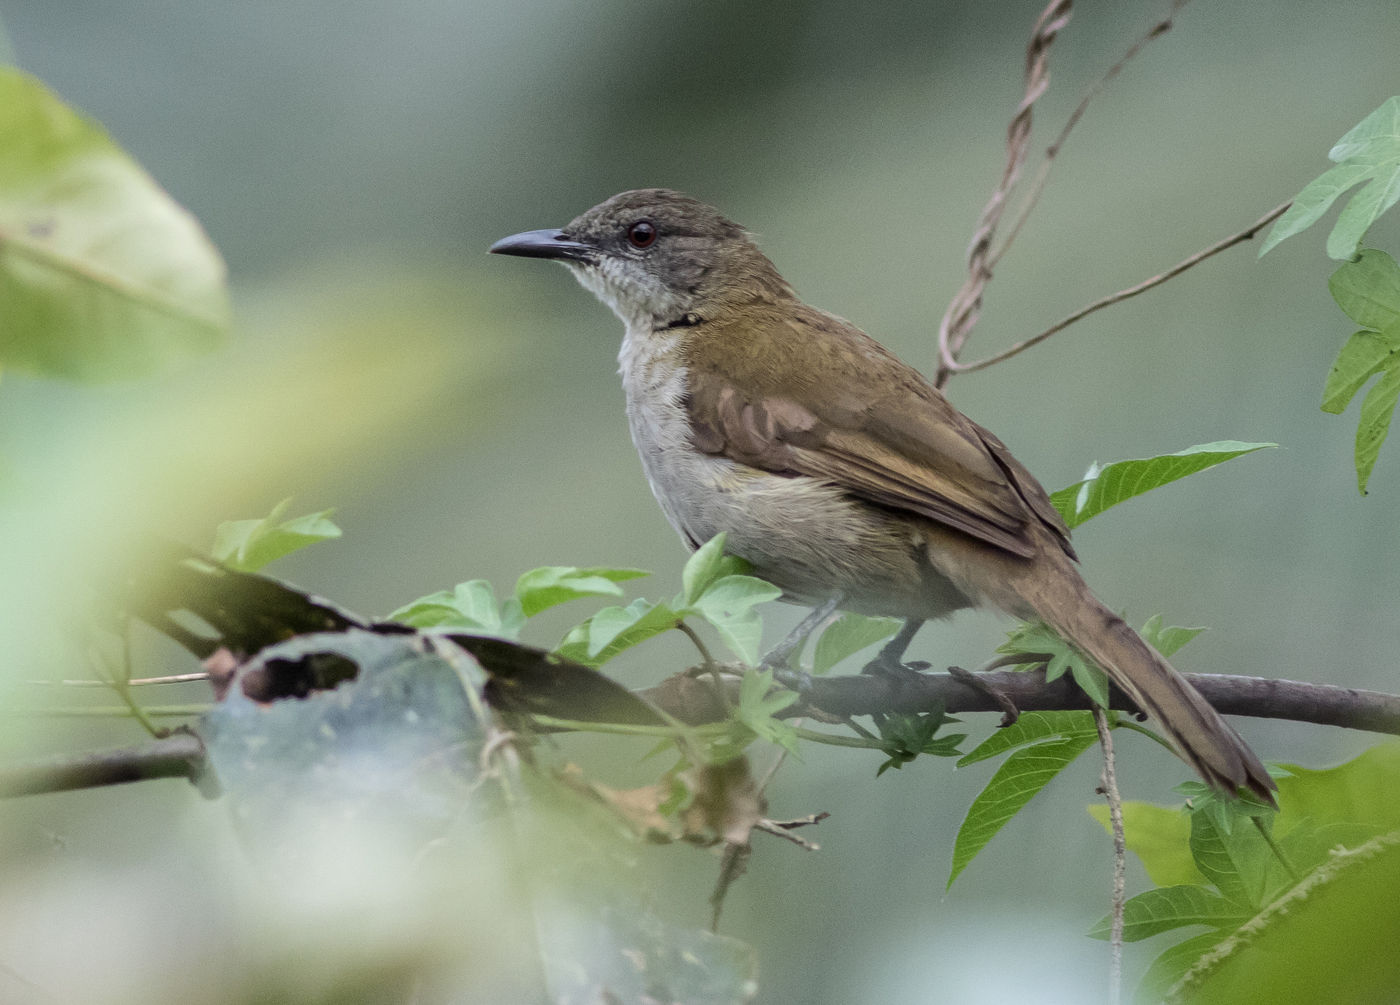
[[989, 0, 1192, 271], [936, 0, 1073, 387], [945, 200, 1291, 375], [1094, 707, 1126, 1005], [677, 619, 730, 712]]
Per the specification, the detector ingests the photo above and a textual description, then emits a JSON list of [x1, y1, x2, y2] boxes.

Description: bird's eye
[[626, 220, 657, 249]]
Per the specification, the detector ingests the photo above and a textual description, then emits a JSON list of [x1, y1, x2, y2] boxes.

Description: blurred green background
[[2, 0, 1398, 1001]]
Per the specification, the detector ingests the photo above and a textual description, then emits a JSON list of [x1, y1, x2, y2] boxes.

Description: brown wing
[[683, 306, 1074, 561]]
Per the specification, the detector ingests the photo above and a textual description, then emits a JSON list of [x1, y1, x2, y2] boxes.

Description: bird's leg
[[861, 618, 926, 678], [759, 593, 844, 691]]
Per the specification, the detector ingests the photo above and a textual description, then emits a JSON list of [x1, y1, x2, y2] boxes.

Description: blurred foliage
[[0, 67, 227, 380], [1088, 743, 1400, 1002], [212, 498, 342, 572]]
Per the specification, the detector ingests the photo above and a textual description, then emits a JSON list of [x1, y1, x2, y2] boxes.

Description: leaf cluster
[[1085, 744, 1400, 1001], [1263, 95, 1400, 492]]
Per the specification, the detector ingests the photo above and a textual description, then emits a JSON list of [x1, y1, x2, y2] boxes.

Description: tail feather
[[1038, 591, 1275, 803]]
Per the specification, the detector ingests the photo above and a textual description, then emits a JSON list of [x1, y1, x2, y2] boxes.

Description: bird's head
[[490, 188, 793, 331]]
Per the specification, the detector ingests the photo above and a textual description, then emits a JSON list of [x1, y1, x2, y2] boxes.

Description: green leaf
[[1327, 248, 1400, 331], [1321, 331, 1400, 415], [556, 599, 681, 668], [1087, 885, 1249, 942], [212, 499, 342, 572], [513, 565, 648, 618], [1189, 806, 1275, 910], [1135, 931, 1230, 1004], [948, 731, 1098, 887], [811, 613, 901, 674], [1069, 660, 1111, 710], [956, 710, 1097, 766], [998, 621, 1107, 707], [1260, 96, 1400, 259], [1169, 833, 1400, 1004], [1139, 614, 1208, 658], [875, 707, 964, 774], [734, 668, 800, 755], [681, 534, 731, 607], [388, 580, 522, 637], [688, 575, 782, 666], [1274, 741, 1400, 840], [1320, 252, 1400, 493], [1087, 801, 1207, 887], [1355, 365, 1400, 494], [0, 68, 228, 380], [1049, 442, 1276, 529]]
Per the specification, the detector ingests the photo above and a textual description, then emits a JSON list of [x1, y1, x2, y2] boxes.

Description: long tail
[[1032, 580, 1275, 803]]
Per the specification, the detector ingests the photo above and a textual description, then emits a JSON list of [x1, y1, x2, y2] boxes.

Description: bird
[[490, 188, 1274, 801]]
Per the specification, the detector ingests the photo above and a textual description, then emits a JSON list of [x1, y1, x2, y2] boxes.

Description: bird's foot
[[947, 664, 1020, 727], [860, 650, 931, 682]]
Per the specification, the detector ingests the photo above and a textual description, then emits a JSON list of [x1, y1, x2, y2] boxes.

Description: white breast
[[617, 326, 727, 546], [614, 324, 970, 620]]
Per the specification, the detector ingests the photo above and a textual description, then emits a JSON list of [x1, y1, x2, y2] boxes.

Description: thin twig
[[936, 0, 1073, 388], [11, 704, 211, 718], [24, 672, 211, 687], [756, 718, 802, 792], [1094, 707, 1126, 1005], [755, 814, 828, 850], [677, 619, 730, 712], [989, 0, 1192, 271], [945, 200, 1291, 375]]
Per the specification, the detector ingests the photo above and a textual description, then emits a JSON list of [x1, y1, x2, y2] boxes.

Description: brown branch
[[6, 665, 1398, 800], [936, 0, 1073, 387], [0, 731, 205, 798], [640, 667, 1400, 735], [943, 200, 1292, 375]]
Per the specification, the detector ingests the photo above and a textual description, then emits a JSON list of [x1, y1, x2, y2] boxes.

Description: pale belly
[[623, 375, 974, 621]]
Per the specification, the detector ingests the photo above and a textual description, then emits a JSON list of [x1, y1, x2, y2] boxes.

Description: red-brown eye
[[627, 220, 657, 249]]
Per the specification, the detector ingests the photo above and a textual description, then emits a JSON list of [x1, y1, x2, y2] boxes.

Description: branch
[[936, 0, 1073, 386], [639, 667, 1400, 735], [0, 731, 205, 798], [6, 665, 1398, 800], [987, 0, 1191, 274], [942, 200, 1292, 375]]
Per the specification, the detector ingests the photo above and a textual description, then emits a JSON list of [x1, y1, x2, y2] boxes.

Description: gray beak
[[489, 228, 595, 262]]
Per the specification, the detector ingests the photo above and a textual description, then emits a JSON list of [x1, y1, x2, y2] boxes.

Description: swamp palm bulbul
[[491, 188, 1273, 801]]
